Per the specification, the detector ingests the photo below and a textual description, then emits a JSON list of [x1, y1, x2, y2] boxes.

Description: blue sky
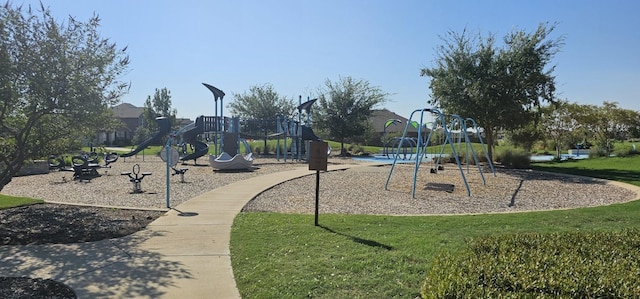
[[17, 0, 640, 121]]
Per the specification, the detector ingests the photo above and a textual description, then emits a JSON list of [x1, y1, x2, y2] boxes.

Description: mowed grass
[[532, 155, 640, 187], [0, 194, 43, 208], [230, 155, 640, 298]]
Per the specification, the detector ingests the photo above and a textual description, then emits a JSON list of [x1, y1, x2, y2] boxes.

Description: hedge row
[[422, 229, 640, 298]]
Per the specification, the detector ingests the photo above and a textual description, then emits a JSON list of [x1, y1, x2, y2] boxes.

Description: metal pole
[[298, 95, 302, 161], [165, 140, 171, 208], [314, 170, 320, 226]]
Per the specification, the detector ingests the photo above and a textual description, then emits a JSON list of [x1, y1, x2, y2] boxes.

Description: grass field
[[230, 155, 640, 298]]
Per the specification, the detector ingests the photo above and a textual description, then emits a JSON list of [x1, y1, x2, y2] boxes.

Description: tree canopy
[[421, 23, 564, 160], [314, 76, 388, 154], [135, 87, 176, 145], [228, 83, 295, 121], [228, 83, 294, 154], [0, 3, 130, 190]]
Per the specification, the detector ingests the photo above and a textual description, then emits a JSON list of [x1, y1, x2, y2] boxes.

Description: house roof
[[369, 109, 410, 134], [112, 103, 144, 119]]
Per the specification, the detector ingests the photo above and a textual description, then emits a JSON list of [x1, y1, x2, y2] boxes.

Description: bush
[[613, 147, 633, 157], [589, 146, 609, 158], [495, 149, 530, 168], [459, 150, 488, 165], [422, 229, 640, 298]]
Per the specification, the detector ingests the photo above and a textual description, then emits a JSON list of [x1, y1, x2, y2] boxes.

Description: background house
[[97, 103, 144, 146], [97, 103, 194, 146]]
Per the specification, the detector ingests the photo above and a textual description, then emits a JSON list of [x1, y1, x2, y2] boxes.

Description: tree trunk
[[0, 162, 18, 192], [0, 173, 11, 192], [263, 131, 268, 155], [485, 127, 495, 162]]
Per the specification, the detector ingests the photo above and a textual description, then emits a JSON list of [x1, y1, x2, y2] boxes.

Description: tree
[[137, 87, 176, 145], [0, 3, 129, 191], [576, 102, 639, 156], [314, 76, 388, 155], [505, 121, 543, 153], [538, 100, 582, 159], [421, 23, 564, 160], [228, 83, 294, 154]]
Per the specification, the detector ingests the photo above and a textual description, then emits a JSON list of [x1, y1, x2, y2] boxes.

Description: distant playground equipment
[[382, 118, 402, 156], [198, 83, 254, 170], [274, 97, 329, 161], [160, 146, 188, 183], [210, 151, 254, 170], [121, 164, 151, 193], [385, 108, 495, 197], [387, 137, 417, 160], [48, 151, 119, 180], [120, 116, 172, 158], [178, 115, 209, 165], [209, 118, 254, 170]]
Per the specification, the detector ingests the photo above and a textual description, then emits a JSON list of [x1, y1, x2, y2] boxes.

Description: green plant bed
[[423, 229, 640, 298]]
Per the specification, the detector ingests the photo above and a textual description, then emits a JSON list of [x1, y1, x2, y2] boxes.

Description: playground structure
[[274, 97, 327, 161], [382, 120, 430, 159], [48, 151, 119, 180], [385, 108, 495, 198], [179, 115, 208, 164], [121, 164, 151, 193], [120, 117, 171, 158], [160, 146, 188, 183], [382, 119, 402, 156]]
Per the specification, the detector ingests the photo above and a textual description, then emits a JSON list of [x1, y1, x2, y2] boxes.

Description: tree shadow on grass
[[318, 225, 393, 251]]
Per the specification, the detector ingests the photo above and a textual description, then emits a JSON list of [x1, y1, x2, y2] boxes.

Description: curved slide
[[121, 117, 171, 158], [181, 140, 208, 162], [180, 116, 208, 163]]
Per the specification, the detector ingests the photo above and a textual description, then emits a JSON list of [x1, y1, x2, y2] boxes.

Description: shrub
[[613, 147, 633, 157], [589, 146, 609, 158], [459, 150, 488, 165], [422, 229, 640, 298], [495, 149, 530, 168]]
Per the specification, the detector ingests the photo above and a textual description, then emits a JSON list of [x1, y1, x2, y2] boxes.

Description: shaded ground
[[0, 203, 164, 298]]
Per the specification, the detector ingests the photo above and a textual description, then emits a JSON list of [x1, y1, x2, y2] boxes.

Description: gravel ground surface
[[3, 155, 638, 214], [1, 155, 639, 298], [245, 162, 639, 215], [2, 155, 310, 210]]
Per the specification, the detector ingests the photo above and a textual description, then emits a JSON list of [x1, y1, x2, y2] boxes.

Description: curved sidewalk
[[0, 163, 369, 298]]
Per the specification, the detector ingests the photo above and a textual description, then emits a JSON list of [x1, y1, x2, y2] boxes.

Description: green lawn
[[0, 194, 43, 208], [230, 155, 640, 298], [532, 155, 640, 187]]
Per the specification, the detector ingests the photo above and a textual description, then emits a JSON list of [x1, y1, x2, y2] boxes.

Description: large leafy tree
[[135, 87, 176, 145], [0, 3, 129, 191], [314, 76, 388, 154], [575, 101, 640, 155], [421, 23, 564, 160], [539, 100, 583, 159], [228, 83, 294, 154]]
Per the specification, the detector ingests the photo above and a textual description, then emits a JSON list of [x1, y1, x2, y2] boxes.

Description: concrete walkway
[[0, 164, 367, 298]]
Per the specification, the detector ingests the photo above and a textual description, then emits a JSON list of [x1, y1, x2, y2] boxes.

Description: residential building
[[96, 103, 144, 146]]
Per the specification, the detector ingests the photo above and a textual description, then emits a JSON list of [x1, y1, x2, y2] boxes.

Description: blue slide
[[180, 116, 209, 163], [121, 117, 171, 158]]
